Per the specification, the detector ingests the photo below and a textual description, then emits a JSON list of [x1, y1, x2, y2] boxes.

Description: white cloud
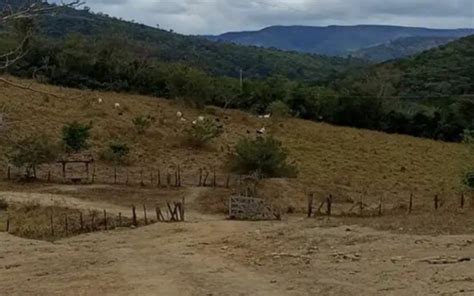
[[76, 0, 474, 34]]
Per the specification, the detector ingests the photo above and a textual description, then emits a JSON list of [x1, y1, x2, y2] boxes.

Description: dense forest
[[0, 3, 473, 142]]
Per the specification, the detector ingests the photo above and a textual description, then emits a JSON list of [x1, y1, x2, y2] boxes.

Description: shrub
[[267, 100, 290, 118], [62, 121, 92, 152], [184, 118, 221, 148], [100, 142, 130, 165], [7, 134, 58, 179], [132, 115, 155, 134], [0, 198, 8, 211], [231, 136, 297, 178]]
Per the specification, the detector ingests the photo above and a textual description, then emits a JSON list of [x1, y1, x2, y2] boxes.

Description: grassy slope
[[0, 77, 471, 204]]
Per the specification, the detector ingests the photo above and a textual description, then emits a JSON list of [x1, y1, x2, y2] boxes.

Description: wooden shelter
[[57, 153, 94, 182]]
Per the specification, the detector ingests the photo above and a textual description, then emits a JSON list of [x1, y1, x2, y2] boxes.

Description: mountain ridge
[[207, 24, 474, 60]]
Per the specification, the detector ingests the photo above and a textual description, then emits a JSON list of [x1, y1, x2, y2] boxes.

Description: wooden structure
[[229, 195, 280, 220], [57, 153, 94, 183]]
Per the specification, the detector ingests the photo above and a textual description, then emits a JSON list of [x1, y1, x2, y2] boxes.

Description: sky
[[71, 0, 474, 35]]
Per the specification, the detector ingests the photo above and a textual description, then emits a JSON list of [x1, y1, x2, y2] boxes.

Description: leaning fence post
[[132, 206, 137, 226], [181, 197, 185, 221], [47, 170, 51, 182], [434, 195, 439, 210], [143, 204, 148, 225], [307, 193, 314, 218]]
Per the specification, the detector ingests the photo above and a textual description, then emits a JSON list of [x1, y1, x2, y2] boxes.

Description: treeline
[[3, 33, 473, 142]]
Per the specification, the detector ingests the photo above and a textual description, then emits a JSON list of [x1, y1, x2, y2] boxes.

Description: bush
[[62, 121, 92, 152], [465, 171, 474, 189], [7, 134, 58, 179], [132, 115, 155, 134], [231, 136, 297, 178], [100, 142, 130, 165], [184, 118, 221, 148], [267, 100, 290, 118]]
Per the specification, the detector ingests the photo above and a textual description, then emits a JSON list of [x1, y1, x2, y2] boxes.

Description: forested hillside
[[351, 36, 455, 62], [337, 35, 474, 97]]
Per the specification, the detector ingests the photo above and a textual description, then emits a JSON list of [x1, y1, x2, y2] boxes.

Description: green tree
[[463, 130, 474, 189], [62, 121, 92, 152], [232, 136, 297, 178], [184, 118, 221, 148], [267, 100, 290, 119], [7, 134, 58, 179]]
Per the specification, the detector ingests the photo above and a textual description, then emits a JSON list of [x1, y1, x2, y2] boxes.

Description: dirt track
[[1, 187, 474, 295]]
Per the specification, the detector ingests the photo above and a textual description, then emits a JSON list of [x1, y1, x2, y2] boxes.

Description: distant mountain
[[207, 25, 474, 60], [350, 36, 456, 62]]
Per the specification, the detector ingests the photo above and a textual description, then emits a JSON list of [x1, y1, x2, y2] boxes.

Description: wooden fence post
[[132, 206, 137, 226], [64, 214, 68, 234], [408, 193, 413, 213], [177, 165, 181, 187], [6, 215, 9, 232], [114, 167, 117, 184], [434, 195, 439, 210], [166, 172, 171, 188], [118, 212, 122, 227], [79, 212, 84, 231], [47, 170, 51, 182], [181, 197, 185, 221], [50, 213, 54, 236], [461, 193, 465, 209], [126, 169, 129, 185], [378, 198, 383, 216], [143, 204, 148, 225], [327, 194, 332, 217], [7, 165, 11, 180], [103, 210, 107, 231], [91, 212, 96, 231], [91, 166, 96, 184], [198, 168, 202, 186], [203, 171, 209, 187], [212, 167, 217, 188], [174, 169, 178, 187], [140, 169, 145, 187], [307, 193, 314, 218], [157, 169, 161, 187], [150, 171, 154, 186]]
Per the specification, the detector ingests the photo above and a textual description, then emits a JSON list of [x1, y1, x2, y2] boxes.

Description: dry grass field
[[1, 76, 471, 208]]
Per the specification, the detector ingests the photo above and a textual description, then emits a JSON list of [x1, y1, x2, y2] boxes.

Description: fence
[[307, 192, 472, 218], [3, 200, 186, 240], [2, 164, 248, 189]]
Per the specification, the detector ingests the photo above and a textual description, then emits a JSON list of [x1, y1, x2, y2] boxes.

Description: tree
[[101, 142, 130, 165], [231, 136, 297, 178], [184, 118, 221, 148], [132, 115, 154, 135], [7, 134, 57, 179], [62, 121, 92, 152]]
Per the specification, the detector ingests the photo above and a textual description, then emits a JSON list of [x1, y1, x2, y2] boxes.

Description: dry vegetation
[[0, 76, 472, 210]]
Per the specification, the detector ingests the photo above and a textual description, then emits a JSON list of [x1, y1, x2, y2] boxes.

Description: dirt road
[[1, 187, 473, 295]]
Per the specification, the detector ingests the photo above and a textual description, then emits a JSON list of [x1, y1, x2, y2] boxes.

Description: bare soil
[[1, 184, 473, 295]]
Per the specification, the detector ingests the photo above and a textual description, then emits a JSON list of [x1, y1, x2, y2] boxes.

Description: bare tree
[[0, 0, 82, 70]]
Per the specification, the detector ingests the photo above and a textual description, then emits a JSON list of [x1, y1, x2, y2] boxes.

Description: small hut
[[57, 153, 94, 183]]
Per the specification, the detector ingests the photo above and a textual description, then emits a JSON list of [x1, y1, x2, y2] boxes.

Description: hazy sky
[[75, 0, 474, 35]]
